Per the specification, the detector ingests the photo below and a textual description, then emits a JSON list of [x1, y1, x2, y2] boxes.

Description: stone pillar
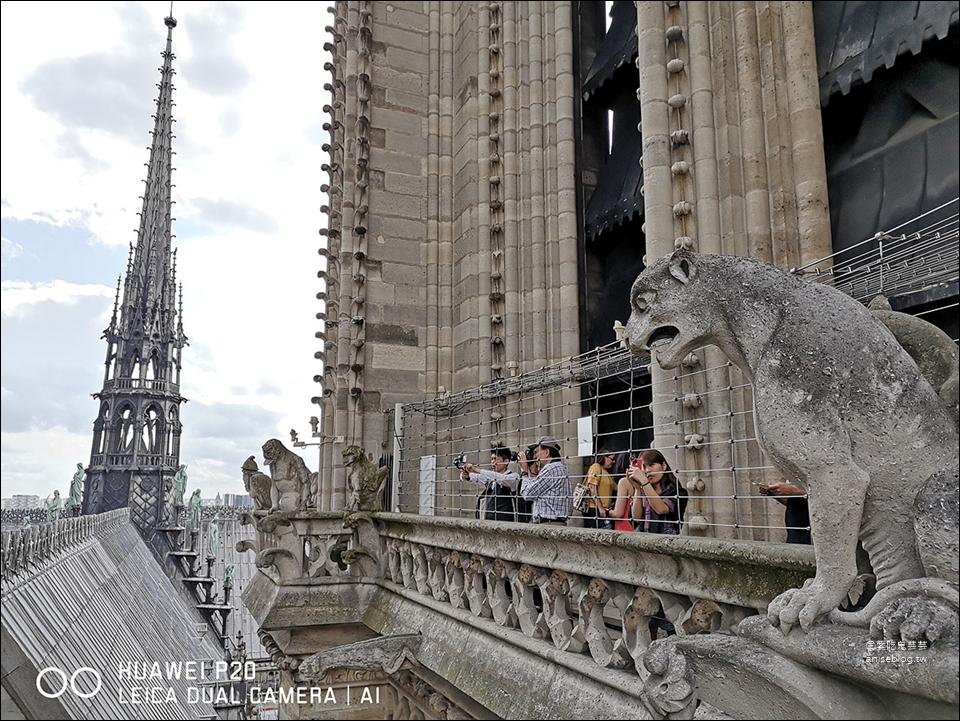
[[635, 1, 831, 538]]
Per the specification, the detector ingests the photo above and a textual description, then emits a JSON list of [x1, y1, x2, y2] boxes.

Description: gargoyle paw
[[768, 579, 844, 634], [870, 596, 958, 646]]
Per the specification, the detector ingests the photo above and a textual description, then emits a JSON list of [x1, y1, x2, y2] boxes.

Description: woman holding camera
[[628, 449, 682, 535], [608, 449, 683, 534]]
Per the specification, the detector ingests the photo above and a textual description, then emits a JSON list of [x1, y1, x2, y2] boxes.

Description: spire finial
[[107, 276, 122, 333]]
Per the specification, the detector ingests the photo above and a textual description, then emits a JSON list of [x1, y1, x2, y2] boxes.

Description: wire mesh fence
[[794, 198, 959, 342], [388, 199, 958, 541], [390, 342, 802, 541]]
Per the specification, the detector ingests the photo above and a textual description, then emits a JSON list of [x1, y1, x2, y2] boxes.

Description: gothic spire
[[107, 275, 121, 335], [120, 11, 182, 348], [85, 12, 188, 527]]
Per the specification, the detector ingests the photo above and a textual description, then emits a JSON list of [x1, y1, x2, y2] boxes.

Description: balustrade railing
[[101, 378, 179, 393], [88, 453, 180, 467], [248, 511, 815, 679], [1, 508, 130, 589]]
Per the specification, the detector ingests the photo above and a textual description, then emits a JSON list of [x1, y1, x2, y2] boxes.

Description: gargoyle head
[[625, 249, 714, 370], [342, 445, 365, 467], [262, 438, 285, 467]]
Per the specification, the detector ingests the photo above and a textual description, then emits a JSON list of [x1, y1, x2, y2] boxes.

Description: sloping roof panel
[[816, 1, 959, 104], [582, 0, 638, 101], [584, 90, 644, 240]]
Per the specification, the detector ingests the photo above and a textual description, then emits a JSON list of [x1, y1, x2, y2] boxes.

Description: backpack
[[572, 480, 590, 514]]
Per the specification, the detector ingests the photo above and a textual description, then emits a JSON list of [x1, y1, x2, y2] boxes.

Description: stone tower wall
[[318, 2, 583, 510]]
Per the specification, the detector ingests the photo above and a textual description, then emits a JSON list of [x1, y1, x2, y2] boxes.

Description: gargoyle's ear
[[669, 249, 698, 284]]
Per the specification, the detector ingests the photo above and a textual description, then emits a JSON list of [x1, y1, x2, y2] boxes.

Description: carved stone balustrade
[[240, 511, 823, 719], [373, 514, 814, 669], [242, 513, 958, 719]]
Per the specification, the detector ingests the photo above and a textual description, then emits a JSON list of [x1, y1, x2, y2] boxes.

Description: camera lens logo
[[36, 667, 102, 699]]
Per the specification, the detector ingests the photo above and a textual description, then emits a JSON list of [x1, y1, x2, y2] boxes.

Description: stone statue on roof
[[45, 490, 63, 523], [209, 512, 220, 556], [189, 489, 202, 533], [173, 464, 188, 507], [65, 463, 84, 511]]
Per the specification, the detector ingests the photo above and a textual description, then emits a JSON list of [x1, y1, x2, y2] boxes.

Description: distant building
[[222, 493, 254, 508], [4, 495, 42, 511]]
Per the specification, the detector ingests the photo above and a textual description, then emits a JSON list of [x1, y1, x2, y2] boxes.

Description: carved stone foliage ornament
[[298, 634, 422, 683]]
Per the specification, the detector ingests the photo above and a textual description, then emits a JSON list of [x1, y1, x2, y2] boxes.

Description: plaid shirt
[[520, 460, 573, 521]]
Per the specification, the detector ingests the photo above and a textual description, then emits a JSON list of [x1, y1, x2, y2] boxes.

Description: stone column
[[635, 1, 831, 538], [316, 2, 584, 506]]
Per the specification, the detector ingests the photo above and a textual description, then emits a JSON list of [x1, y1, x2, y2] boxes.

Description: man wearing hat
[[519, 436, 573, 526]]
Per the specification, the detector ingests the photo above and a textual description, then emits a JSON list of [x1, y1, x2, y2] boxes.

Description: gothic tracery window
[[116, 405, 136, 452], [142, 405, 162, 453]]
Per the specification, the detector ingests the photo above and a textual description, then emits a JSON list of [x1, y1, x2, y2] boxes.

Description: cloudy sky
[[1, 2, 330, 501]]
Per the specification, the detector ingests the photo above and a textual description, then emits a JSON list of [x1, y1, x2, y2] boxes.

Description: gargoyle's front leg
[[768, 463, 869, 633]]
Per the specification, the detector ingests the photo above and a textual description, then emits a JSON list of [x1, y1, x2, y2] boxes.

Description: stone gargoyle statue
[[241, 456, 273, 511], [625, 249, 959, 641], [297, 633, 421, 682], [342, 445, 388, 513], [262, 438, 318, 512]]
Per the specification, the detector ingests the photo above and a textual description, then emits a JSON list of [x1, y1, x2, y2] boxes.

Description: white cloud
[[1, 2, 329, 499], [0, 428, 92, 495], [1, 279, 115, 317]]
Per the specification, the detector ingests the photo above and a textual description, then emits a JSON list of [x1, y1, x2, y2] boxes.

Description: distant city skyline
[[1, 2, 330, 502]]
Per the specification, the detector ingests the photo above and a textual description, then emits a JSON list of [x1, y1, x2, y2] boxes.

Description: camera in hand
[[454, 453, 467, 470]]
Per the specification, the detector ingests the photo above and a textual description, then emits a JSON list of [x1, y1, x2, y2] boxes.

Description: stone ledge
[[374, 512, 815, 609]]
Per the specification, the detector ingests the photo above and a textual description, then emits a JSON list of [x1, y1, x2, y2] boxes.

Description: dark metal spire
[[119, 9, 181, 347], [107, 276, 121, 334], [86, 13, 188, 530]]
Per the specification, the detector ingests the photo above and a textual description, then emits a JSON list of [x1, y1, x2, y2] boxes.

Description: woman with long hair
[[628, 449, 681, 534], [627, 449, 684, 639], [583, 448, 618, 529]]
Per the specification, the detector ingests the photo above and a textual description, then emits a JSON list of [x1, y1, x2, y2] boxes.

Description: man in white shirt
[[460, 446, 521, 521]]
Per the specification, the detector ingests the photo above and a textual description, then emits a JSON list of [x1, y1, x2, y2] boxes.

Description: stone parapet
[[240, 510, 825, 718], [375, 512, 814, 614], [1, 507, 129, 591], [241, 509, 958, 719]]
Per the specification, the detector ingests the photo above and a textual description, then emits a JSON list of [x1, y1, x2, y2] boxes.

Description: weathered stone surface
[[343, 446, 388, 513], [263, 438, 316, 512], [374, 513, 814, 611], [652, 630, 957, 720], [243, 572, 370, 631], [365, 586, 647, 720], [298, 633, 422, 681], [370, 342, 424, 371], [871, 306, 960, 428], [365, 323, 418, 347], [913, 464, 960, 584], [739, 616, 959, 708], [625, 250, 959, 636]]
